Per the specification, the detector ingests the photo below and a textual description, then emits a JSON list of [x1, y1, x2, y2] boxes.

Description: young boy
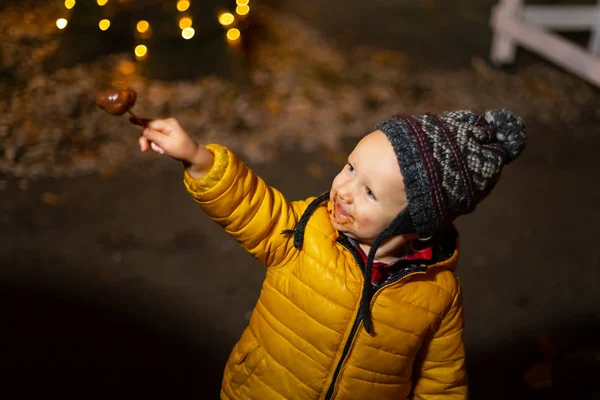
[[137, 109, 526, 399]]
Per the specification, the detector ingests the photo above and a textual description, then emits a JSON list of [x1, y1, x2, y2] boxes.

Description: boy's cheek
[[331, 172, 348, 191], [357, 214, 388, 237], [353, 213, 369, 232]]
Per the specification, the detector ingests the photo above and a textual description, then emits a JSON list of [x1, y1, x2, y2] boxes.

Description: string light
[[182, 27, 195, 39], [236, 5, 249, 16], [219, 12, 234, 26], [177, 0, 190, 12], [226, 28, 240, 41], [56, 0, 251, 51], [136, 20, 150, 33], [56, 18, 68, 29], [99, 19, 110, 30], [179, 17, 192, 30], [135, 45, 147, 58]]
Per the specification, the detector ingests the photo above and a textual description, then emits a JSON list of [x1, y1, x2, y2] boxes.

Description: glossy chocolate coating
[[95, 89, 137, 116]]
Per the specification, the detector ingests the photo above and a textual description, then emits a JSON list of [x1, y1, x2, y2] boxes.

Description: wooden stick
[[128, 110, 146, 128]]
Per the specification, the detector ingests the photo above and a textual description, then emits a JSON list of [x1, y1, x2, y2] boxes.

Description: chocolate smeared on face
[[330, 192, 353, 227], [95, 89, 137, 116]]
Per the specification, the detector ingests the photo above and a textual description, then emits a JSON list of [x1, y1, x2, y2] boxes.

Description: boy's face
[[329, 130, 408, 244]]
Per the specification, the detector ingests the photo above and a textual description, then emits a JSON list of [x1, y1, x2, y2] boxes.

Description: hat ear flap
[[360, 207, 418, 334], [390, 208, 416, 236]]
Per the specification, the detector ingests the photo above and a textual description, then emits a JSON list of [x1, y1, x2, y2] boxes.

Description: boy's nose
[[337, 185, 353, 204]]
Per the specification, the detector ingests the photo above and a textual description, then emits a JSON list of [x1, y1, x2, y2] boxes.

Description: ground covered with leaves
[[1, 2, 598, 180]]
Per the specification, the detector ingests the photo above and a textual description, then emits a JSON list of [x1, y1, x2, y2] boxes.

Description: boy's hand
[[134, 117, 214, 177]]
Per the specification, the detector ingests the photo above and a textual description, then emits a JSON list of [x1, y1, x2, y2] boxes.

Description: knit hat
[[376, 109, 527, 235]]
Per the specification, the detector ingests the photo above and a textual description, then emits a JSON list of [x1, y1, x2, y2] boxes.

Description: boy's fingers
[[142, 128, 165, 146], [146, 119, 175, 133], [139, 133, 164, 154], [150, 142, 165, 154], [139, 136, 151, 152]]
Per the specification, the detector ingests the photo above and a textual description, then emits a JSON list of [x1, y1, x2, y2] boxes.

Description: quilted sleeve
[[183, 144, 309, 268], [412, 284, 468, 400]]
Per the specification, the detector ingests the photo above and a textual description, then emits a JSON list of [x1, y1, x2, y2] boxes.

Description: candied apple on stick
[[95, 88, 144, 127]]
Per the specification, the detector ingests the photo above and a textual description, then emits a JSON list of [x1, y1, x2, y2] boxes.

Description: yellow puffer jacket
[[184, 144, 468, 400]]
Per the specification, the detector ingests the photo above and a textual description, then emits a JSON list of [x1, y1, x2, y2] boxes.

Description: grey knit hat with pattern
[[376, 109, 526, 235]]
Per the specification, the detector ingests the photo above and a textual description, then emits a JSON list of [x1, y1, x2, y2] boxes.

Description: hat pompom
[[484, 109, 526, 163]]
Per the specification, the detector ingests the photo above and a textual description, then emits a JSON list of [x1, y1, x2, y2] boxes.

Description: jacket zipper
[[374, 265, 427, 291], [323, 235, 364, 400], [324, 235, 426, 400]]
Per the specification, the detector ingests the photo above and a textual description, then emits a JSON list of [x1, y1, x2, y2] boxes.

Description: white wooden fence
[[489, 0, 600, 88]]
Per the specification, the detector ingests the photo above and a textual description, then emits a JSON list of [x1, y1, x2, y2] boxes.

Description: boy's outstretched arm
[[140, 118, 307, 268], [138, 118, 215, 176], [411, 284, 468, 400]]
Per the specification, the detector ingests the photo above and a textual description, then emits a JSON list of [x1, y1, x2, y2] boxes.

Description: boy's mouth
[[330, 193, 353, 225], [335, 203, 351, 219]]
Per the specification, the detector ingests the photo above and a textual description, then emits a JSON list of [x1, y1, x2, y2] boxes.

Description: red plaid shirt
[[352, 240, 433, 285]]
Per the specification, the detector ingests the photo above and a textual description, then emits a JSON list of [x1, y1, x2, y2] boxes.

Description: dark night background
[[1, 0, 599, 398]]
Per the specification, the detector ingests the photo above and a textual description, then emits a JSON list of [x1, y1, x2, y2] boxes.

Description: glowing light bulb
[[236, 5, 249, 15], [56, 18, 68, 29], [236, 0, 249, 6], [177, 0, 190, 12], [64, 0, 76, 9], [179, 17, 192, 29], [137, 20, 149, 33], [219, 12, 234, 26], [99, 19, 110, 30], [97, 0, 108, 5], [227, 28, 240, 41], [135, 45, 147, 58], [182, 27, 195, 39]]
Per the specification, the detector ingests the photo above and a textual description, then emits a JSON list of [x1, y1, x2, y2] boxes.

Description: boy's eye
[[347, 163, 355, 173], [366, 188, 376, 200]]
